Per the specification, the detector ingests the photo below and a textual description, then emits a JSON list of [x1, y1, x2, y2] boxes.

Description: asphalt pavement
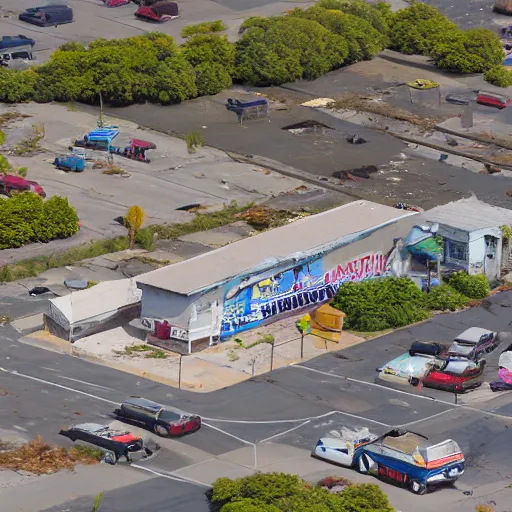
[[1, 292, 512, 511]]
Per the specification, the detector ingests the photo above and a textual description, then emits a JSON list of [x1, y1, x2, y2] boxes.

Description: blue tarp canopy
[[504, 54, 512, 66], [87, 128, 119, 142]]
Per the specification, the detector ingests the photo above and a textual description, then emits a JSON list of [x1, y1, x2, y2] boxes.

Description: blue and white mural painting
[[219, 223, 444, 339], [220, 251, 386, 339]]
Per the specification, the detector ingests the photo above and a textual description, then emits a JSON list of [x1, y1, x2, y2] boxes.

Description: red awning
[[131, 139, 156, 150]]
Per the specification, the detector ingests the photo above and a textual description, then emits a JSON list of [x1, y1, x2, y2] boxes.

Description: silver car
[[448, 327, 500, 360]]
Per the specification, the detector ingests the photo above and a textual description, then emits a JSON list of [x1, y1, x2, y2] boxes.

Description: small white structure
[[46, 279, 142, 342], [422, 197, 512, 281]]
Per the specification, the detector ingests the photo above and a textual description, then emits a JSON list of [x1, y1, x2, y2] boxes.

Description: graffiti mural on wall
[[221, 251, 386, 338], [220, 223, 443, 339]]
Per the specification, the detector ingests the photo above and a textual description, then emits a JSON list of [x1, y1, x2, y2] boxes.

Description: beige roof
[[136, 201, 417, 295], [49, 279, 142, 324], [422, 196, 512, 232]]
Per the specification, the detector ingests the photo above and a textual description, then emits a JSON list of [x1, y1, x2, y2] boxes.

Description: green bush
[[430, 28, 504, 73], [181, 20, 227, 39], [209, 473, 394, 512], [0, 193, 79, 249], [388, 3, 458, 55], [235, 16, 348, 85], [318, 0, 390, 36], [134, 227, 155, 251], [331, 277, 429, 331], [289, 7, 387, 63], [449, 271, 491, 299], [484, 66, 512, 87], [0, 68, 37, 103], [425, 284, 469, 311]]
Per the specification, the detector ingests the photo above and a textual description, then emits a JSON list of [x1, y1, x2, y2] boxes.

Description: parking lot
[[1, 292, 512, 511]]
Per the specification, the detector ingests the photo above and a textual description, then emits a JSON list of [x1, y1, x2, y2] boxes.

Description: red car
[[476, 91, 511, 109], [0, 174, 46, 197], [114, 397, 201, 437], [135, 1, 179, 22]]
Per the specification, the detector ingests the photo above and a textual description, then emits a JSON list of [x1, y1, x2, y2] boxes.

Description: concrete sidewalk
[[20, 317, 366, 392]]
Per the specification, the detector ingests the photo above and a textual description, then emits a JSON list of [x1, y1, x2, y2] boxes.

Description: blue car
[[312, 428, 465, 494]]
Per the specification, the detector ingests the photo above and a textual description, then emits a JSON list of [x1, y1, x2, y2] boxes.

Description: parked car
[[54, 154, 85, 172], [19, 4, 74, 27], [448, 328, 500, 360], [0, 35, 35, 50], [59, 423, 151, 464], [0, 174, 46, 197], [114, 397, 201, 437], [135, 1, 180, 22], [312, 428, 465, 494], [378, 341, 485, 393], [476, 91, 511, 109]]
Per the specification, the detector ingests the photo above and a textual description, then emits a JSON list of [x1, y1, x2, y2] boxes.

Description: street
[[0, 291, 511, 511]]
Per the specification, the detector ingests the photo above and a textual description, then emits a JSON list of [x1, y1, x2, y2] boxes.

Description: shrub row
[[0, 192, 79, 249], [0, 2, 504, 105], [209, 472, 394, 512], [331, 273, 490, 332]]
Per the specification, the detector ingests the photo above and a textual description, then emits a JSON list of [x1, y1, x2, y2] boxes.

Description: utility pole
[[178, 354, 183, 389], [270, 341, 275, 372]]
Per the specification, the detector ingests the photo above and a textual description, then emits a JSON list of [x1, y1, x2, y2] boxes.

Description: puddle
[[282, 120, 333, 135]]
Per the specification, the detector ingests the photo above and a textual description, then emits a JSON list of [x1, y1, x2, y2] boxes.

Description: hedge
[[331, 277, 429, 332], [209, 473, 395, 512], [0, 2, 505, 104], [0, 193, 79, 249], [449, 271, 491, 299]]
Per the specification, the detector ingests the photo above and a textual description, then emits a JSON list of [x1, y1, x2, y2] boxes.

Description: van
[[0, 47, 34, 67], [19, 4, 73, 27]]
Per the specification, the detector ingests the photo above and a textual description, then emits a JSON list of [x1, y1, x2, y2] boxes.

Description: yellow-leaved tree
[[125, 205, 145, 250]]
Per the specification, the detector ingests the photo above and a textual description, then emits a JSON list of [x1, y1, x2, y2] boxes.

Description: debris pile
[[0, 436, 101, 475], [236, 205, 308, 229], [333, 165, 378, 182]]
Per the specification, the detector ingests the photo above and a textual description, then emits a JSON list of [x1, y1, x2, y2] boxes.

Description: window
[[446, 240, 468, 262]]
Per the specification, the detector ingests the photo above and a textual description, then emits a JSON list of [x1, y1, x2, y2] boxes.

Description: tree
[[388, 3, 458, 55], [289, 7, 387, 63], [430, 28, 504, 73], [125, 205, 145, 249]]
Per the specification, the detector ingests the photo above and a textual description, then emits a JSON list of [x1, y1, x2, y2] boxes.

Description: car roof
[[455, 327, 494, 343], [317, 437, 347, 448], [382, 432, 428, 454], [124, 396, 184, 415]]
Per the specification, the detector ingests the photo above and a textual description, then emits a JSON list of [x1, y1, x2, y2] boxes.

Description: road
[[1, 292, 512, 511]]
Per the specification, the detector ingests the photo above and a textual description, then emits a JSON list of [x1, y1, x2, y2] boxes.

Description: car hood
[[448, 342, 474, 357], [381, 352, 436, 378]]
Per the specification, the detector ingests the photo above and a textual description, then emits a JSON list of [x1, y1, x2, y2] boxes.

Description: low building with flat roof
[[136, 200, 426, 352]]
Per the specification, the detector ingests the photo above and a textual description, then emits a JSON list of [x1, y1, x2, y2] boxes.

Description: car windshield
[[159, 409, 181, 423]]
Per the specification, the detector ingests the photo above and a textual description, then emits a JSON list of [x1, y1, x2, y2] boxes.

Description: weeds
[[0, 436, 100, 475], [185, 130, 205, 154], [115, 344, 169, 359], [331, 93, 445, 131], [0, 111, 30, 128], [149, 202, 254, 240], [181, 20, 227, 38], [13, 124, 45, 156], [92, 493, 104, 512], [0, 315, 11, 325], [0, 237, 129, 283], [235, 334, 274, 349]]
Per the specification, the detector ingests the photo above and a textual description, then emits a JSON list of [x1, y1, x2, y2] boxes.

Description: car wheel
[[154, 424, 170, 437], [409, 479, 426, 495], [103, 451, 116, 465]]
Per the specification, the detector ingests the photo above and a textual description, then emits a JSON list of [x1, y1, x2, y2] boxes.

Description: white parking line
[[130, 463, 210, 488], [292, 364, 457, 406], [202, 411, 339, 424], [58, 375, 116, 391], [203, 421, 254, 446], [398, 409, 455, 428], [0, 367, 118, 405], [259, 420, 312, 443], [291, 364, 512, 423]]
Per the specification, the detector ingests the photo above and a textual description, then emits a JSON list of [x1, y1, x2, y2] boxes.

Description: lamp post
[[178, 354, 184, 389]]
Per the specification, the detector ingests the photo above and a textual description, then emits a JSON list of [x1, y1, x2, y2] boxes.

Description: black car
[[114, 397, 201, 437], [59, 423, 150, 464]]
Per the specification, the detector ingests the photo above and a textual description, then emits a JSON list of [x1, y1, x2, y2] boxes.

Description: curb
[[436, 124, 512, 153], [11, 314, 45, 336], [68, 346, 199, 391]]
